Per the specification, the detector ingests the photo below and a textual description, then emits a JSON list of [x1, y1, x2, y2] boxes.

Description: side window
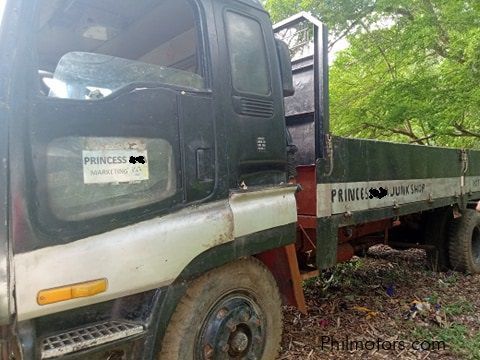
[[47, 137, 176, 221], [36, 0, 205, 100], [225, 11, 270, 96]]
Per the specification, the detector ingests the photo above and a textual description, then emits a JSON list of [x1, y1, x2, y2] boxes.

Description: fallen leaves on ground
[[279, 245, 480, 359]]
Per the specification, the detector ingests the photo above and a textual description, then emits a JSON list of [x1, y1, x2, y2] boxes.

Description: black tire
[[449, 209, 480, 274], [158, 257, 283, 360], [424, 207, 453, 272]]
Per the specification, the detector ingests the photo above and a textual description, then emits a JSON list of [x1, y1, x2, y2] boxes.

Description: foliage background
[[264, 0, 480, 148]]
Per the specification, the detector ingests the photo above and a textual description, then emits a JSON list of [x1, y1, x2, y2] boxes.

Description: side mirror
[[275, 38, 295, 97]]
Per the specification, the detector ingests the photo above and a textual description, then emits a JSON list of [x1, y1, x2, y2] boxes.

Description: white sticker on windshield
[[82, 150, 149, 184]]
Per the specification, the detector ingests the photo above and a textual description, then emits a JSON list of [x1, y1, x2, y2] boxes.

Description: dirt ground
[[279, 245, 480, 360]]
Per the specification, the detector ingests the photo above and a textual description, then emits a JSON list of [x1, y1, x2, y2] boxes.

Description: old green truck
[[0, 0, 479, 359]]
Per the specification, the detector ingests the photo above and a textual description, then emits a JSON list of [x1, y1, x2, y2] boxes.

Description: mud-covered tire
[[424, 207, 453, 272], [158, 257, 283, 360], [449, 209, 480, 274]]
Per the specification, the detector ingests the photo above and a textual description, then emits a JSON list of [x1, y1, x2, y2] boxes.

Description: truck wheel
[[158, 257, 283, 360], [424, 208, 453, 271], [449, 209, 480, 274]]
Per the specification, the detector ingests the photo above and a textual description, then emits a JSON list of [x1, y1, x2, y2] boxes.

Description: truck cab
[[0, 0, 301, 358]]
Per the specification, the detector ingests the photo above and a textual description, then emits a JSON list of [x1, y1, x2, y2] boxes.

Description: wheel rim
[[472, 226, 480, 264], [196, 292, 266, 360]]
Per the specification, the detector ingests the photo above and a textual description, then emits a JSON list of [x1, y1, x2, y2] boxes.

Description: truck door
[[10, 0, 219, 324], [215, 3, 287, 186], [19, 0, 214, 250]]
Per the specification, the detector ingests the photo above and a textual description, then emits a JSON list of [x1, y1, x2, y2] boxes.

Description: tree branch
[[362, 122, 425, 144], [450, 123, 480, 138], [328, 21, 359, 51], [410, 134, 436, 144], [421, 0, 465, 63], [358, 20, 396, 79]]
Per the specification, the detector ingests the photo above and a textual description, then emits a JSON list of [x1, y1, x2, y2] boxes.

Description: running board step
[[40, 320, 144, 359]]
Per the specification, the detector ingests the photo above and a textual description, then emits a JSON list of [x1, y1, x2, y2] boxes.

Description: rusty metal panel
[[295, 165, 316, 216], [256, 244, 307, 314]]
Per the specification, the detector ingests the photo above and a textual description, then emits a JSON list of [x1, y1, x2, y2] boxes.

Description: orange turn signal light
[[37, 279, 108, 306]]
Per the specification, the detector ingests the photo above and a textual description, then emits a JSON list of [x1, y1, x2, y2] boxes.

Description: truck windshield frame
[[35, 0, 208, 100]]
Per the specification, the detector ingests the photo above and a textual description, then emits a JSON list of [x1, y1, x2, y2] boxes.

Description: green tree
[[265, 0, 480, 147]]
